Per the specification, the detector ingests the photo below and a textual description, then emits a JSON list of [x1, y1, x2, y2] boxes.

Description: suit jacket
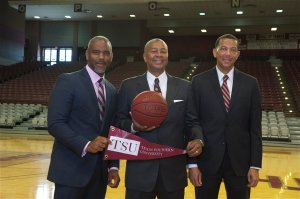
[[191, 67, 262, 176], [47, 68, 119, 187], [115, 72, 202, 192]]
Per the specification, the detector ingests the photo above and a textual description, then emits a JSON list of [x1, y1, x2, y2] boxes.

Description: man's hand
[[188, 167, 202, 187], [87, 136, 111, 153], [108, 169, 120, 188], [248, 168, 259, 187], [186, 139, 203, 157], [130, 112, 156, 132]]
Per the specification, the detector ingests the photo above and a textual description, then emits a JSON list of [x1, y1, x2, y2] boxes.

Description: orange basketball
[[131, 91, 168, 127]]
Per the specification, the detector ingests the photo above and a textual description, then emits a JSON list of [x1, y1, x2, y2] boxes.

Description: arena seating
[[0, 60, 297, 143], [282, 60, 300, 114], [0, 62, 45, 83], [261, 111, 290, 141], [236, 60, 285, 112], [0, 103, 43, 128], [0, 62, 85, 105]]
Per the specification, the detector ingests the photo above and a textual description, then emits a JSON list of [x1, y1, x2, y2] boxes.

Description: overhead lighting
[[129, 14, 136, 18], [168, 30, 175, 34], [199, 12, 205, 16], [201, 29, 207, 33], [65, 16, 71, 19], [276, 9, 283, 13], [97, 15, 103, 18], [34, 16, 40, 19], [271, 27, 277, 31], [235, 28, 241, 32], [164, 13, 170, 17], [236, 11, 243, 15]]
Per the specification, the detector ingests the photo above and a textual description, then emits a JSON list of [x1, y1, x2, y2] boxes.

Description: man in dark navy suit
[[115, 38, 204, 199], [189, 34, 262, 199], [47, 36, 120, 199]]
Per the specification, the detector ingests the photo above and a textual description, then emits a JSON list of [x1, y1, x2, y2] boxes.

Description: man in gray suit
[[115, 38, 203, 199], [189, 34, 262, 199], [47, 36, 120, 199]]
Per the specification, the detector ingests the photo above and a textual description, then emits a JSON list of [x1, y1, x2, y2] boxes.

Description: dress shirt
[[216, 66, 234, 97], [147, 71, 167, 99], [82, 65, 105, 157]]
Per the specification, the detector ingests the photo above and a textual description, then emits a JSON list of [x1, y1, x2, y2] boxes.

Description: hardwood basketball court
[[0, 132, 299, 199]]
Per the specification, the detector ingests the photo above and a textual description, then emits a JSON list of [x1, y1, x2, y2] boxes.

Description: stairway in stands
[[268, 56, 298, 117]]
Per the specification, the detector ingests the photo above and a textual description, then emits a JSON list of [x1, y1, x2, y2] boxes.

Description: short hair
[[87, 36, 112, 53], [144, 38, 168, 53], [215, 34, 239, 48]]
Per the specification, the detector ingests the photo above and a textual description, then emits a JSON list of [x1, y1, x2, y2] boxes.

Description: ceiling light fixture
[[97, 15, 103, 18], [34, 16, 40, 19], [164, 13, 170, 17], [235, 28, 241, 32], [129, 14, 136, 18], [236, 11, 243, 15], [199, 12, 205, 16], [65, 16, 71, 19], [276, 9, 283, 13], [201, 29, 207, 33], [168, 30, 174, 33], [271, 27, 277, 31]]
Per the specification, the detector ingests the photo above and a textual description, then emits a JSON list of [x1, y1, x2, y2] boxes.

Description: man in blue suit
[[47, 36, 120, 199], [189, 34, 262, 199]]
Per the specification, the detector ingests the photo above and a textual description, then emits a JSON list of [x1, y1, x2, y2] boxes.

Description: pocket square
[[173, 99, 184, 103]]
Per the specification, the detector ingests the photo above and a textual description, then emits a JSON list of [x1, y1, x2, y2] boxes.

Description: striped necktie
[[154, 78, 161, 93], [221, 75, 230, 112], [97, 77, 105, 121]]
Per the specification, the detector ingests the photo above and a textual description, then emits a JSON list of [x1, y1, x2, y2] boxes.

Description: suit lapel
[[166, 74, 177, 105], [80, 69, 99, 108], [209, 68, 228, 113], [136, 73, 150, 93], [103, 80, 112, 123], [229, 69, 241, 113]]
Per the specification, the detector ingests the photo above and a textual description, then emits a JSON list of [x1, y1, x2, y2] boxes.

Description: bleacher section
[[0, 60, 299, 145], [283, 60, 300, 114], [236, 60, 285, 113], [0, 62, 45, 83], [0, 62, 84, 105], [0, 103, 45, 128], [261, 111, 290, 141]]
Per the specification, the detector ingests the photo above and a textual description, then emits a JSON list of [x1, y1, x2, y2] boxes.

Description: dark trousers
[[195, 151, 250, 199], [126, 168, 184, 199], [54, 157, 107, 199]]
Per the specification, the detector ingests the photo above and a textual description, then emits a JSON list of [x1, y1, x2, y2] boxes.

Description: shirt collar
[[86, 65, 105, 85], [146, 71, 167, 84], [216, 66, 234, 83]]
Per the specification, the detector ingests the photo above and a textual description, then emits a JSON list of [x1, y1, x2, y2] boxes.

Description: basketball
[[131, 91, 168, 127]]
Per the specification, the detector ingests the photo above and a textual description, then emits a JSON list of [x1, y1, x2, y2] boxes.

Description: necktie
[[221, 75, 230, 112], [154, 78, 161, 93], [97, 78, 105, 121]]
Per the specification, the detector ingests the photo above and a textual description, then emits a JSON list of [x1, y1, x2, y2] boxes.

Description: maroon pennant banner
[[104, 126, 187, 160]]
